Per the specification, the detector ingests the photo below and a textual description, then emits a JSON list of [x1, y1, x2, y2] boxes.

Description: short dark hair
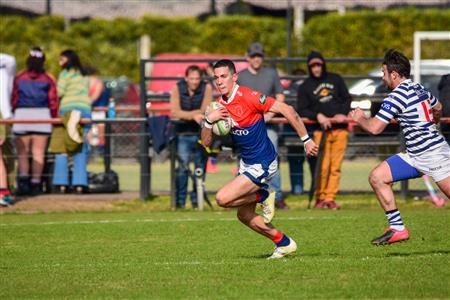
[[27, 46, 45, 73], [383, 49, 411, 78], [185, 65, 202, 77], [60, 49, 84, 74], [213, 59, 236, 74]]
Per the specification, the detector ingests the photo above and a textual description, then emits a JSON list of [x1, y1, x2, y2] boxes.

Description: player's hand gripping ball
[[209, 102, 232, 136]]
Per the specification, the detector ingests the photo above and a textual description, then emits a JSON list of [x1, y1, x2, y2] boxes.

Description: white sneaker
[[267, 237, 297, 260], [0, 195, 13, 207], [260, 191, 275, 224]]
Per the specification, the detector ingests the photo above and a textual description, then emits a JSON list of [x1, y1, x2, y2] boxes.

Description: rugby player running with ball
[[201, 59, 318, 259]]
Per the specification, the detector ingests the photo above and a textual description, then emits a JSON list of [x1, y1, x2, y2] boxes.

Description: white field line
[[18, 254, 428, 270], [0, 216, 355, 227]]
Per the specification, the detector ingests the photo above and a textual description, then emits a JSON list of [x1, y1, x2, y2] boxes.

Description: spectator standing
[[0, 111, 13, 206], [284, 68, 317, 195], [52, 49, 91, 193], [298, 51, 352, 209], [170, 65, 212, 208], [0, 53, 16, 205], [438, 74, 450, 143], [237, 42, 288, 209], [11, 47, 58, 196], [84, 66, 109, 152]]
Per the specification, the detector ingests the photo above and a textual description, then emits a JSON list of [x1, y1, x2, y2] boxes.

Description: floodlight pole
[[286, 0, 293, 73], [139, 59, 151, 200], [46, 0, 52, 15]]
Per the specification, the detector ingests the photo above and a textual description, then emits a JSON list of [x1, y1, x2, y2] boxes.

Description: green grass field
[[1, 200, 449, 299], [89, 159, 432, 193]]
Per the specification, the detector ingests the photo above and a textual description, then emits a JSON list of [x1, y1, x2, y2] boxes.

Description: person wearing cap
[[237, 42, 288, 209], [297, 51, 352, 209], [11, 47, 58, 196]]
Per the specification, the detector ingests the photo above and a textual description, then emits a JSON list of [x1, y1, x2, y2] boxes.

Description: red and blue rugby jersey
[[217, 85, 277, 165]]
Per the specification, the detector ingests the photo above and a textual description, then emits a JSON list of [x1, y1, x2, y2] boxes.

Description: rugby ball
[[209, 102, 232, 136]]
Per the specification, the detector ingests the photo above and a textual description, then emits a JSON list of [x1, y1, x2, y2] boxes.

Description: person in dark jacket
[[11, 47, 58, 196], [438, 74, 450, 143], [297, 51, 352, 209], [170, 65, 212, 208]]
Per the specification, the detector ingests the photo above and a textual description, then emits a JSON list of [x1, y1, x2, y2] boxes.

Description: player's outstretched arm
[[349, 108, 387, 135], [270, 101, 318, 156]]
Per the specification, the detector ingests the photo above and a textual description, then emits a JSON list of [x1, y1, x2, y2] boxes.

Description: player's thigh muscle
[[370, 161, 393, 184], [436, 176, 450, 198], [217, 174, 260, 203]]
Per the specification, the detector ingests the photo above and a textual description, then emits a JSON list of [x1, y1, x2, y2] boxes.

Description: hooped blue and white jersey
[[376, 79, 447, 156]]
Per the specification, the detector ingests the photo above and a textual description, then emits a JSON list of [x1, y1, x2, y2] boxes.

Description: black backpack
[[88, 171, 120, 193]]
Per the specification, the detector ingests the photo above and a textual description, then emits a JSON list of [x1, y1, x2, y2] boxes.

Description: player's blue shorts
[[386, 154, 421, 182], [387, 143, 450, 182], [238, 158, 278, 189]]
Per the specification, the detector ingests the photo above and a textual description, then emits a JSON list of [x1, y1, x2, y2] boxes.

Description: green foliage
[[198, 16, 286, 56], [140, 16, 199, 54], [1, 9, 448, 83], [301, 9, 450, 74]]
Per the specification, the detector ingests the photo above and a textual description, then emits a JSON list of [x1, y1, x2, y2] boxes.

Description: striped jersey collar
[[395, 79, 412, 89]]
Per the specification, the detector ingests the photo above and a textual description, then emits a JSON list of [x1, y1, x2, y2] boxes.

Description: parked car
[[350, 59, 450, 113], [347, 59, 450, 159]]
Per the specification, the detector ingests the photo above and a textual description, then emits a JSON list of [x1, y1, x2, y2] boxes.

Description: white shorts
[[238, 158, 278, 189], [12, 108, 52, 134], [391, 143, 450, 182]]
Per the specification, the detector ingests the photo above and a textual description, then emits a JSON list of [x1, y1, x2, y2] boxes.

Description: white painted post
[[140, 35, 152, 77], [413, 31, 450, 83]]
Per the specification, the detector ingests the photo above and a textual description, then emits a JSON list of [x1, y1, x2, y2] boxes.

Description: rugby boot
[[371, 228, 410, 245], [267, 237, 297, 259]]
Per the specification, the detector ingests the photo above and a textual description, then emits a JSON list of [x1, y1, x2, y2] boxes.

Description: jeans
[[284, 125, 317, 194], [267, 127, 282, 201], [287, 147, 317, 194], [52, 110, 91, 187], [176, 135, 207, 207]]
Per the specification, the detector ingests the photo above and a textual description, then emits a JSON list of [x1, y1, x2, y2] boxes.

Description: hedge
[[0, 8, 448, 83], [301, 9, 450, 74]]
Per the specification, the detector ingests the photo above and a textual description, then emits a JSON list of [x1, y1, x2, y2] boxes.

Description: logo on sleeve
[[259, 94, 267, 104], [381, 102, 392, 111]]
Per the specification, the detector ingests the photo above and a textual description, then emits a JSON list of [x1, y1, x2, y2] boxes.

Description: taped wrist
[[301, 134, 311, 144]]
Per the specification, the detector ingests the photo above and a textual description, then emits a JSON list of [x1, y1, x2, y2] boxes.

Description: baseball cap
[[247, 42, 265, 56], [308, 58, 324, 66]]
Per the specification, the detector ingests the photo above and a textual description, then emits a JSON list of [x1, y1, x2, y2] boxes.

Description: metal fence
[[1, 56, 448, 205], [1, 115, 449, 203]]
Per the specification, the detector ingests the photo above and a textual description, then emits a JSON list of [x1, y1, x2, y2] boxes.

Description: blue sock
[[256, 189, 269, 203], [276, 234, 291, 247]]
